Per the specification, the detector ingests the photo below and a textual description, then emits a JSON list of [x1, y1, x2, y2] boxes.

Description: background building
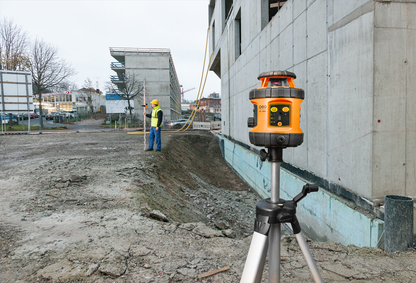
[[110, 47, 181, 123], [209, 0, 416, 247], [33, 90, 105, 113], [190, 97, 221, 113]]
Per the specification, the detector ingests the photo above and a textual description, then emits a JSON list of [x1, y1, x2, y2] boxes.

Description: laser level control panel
[[270, 104, 290, 127]]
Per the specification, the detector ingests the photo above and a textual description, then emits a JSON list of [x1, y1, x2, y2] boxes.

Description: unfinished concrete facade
[[209, 0, 416, 246], [110, 48, 181, 122]]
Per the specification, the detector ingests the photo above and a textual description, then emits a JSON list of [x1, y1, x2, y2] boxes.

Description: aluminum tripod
[[240, 147, 324, 283]]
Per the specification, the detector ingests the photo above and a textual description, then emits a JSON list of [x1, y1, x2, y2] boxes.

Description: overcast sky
[[0, 0, 220, 101]]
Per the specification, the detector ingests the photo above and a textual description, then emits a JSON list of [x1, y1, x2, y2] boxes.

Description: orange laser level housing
[[247, 71, 304, 148]]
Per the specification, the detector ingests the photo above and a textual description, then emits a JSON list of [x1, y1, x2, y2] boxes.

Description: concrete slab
[[306, 0, 327, 58], [293, 11, 307, 65], [306, 52, 327, 177]]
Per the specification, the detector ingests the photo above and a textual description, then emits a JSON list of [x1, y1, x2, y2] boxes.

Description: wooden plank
[[198, 266, 230, 279], [270, 2, 286, 8]]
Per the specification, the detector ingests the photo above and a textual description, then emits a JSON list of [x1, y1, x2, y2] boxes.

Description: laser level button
[[278, 122, 282, 127], [271, 107, 278, 112], [282, 107, 289, 112], [277, 136, 285, 144]]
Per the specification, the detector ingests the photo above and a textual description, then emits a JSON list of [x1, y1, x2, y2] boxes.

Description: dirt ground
[[1, 129, 415, 283]]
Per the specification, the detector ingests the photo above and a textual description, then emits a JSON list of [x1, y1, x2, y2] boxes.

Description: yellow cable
[[178, 52, 213, 132], [173, 27, 210, 132]]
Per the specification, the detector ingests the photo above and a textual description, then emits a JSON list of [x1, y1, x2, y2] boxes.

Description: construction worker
[[144, 99, 163, 151]]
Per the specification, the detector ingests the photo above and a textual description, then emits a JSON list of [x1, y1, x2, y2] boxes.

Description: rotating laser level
[[247, 71, 304, 148], [241, 71, 323, 283]]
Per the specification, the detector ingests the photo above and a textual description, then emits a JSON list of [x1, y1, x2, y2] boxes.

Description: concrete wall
[[126, 54, 175, 122], [373, 1, 416, 199], [209, 0, 416, 201], [209, 0, 416, 243]]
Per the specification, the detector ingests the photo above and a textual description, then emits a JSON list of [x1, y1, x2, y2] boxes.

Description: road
[[19, 117, 105, 131]]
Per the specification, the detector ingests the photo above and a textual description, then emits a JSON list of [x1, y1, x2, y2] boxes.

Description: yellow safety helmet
[[151, 99, 159, 105]]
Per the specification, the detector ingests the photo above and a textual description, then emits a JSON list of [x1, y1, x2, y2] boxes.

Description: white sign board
[[106, 93, 134, 114], [0, 70, 34, 113]]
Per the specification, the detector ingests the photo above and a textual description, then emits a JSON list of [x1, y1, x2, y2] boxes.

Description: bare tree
[[27, 38, 75, 129], [79, 78, 96, 113], [106, 74, 144, 125], [0, 18, 29, 71]]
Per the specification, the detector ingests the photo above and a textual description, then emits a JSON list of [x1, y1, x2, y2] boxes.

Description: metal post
[[269, 147, 282, 283], [76, 105, 79, 133], [269, 162, 281, 282], [25, 74, 30, 134], [109, 113, 111, 129], [39, 95, 42, 135], [143, 79, 146, 150]]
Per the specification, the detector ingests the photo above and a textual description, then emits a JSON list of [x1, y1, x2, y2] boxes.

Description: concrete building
[[208, 92, 220, 99], [110, 48, 181, 123], [209, 0, 416, 247], [190, 97, 221, 113]]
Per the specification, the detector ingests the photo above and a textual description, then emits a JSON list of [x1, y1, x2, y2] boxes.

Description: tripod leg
[[295, 232, 324, 283], [268, 223, 281, 283], [240, 232, 269, 283]]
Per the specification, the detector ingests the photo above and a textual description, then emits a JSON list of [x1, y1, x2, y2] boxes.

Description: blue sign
[[106, 93, 133, 101]]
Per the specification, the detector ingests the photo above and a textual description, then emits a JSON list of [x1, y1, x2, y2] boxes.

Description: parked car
[[1, 115, 18, 124], [45, 114, 54, 120], [168, 119, 192, 129], [64, 113, 74, 119], [30, 113, 39, 119]]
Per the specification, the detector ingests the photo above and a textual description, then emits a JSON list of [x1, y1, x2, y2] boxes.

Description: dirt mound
[[136, 133, 260, 237]]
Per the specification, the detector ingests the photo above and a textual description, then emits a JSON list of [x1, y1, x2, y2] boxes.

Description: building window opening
[[223, 0, 233, 29], [212, 21, 216, 52], [235, 9, 241, 60], [269, 0, 287, 21]]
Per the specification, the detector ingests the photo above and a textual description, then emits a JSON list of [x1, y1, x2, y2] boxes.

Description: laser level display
[[247, 71, 304, 148]]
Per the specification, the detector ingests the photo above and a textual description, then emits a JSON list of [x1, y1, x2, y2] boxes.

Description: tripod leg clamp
[[254, 214, 271, 236], [291, 216, 302, 234]]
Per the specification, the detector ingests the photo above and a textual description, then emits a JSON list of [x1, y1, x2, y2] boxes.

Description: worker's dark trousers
[[148, 126, 161, 150]]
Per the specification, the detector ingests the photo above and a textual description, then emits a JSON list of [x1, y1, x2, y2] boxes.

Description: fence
[[193, 121, 222, 131]]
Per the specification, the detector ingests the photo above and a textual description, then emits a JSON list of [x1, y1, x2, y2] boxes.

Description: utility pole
[[143, 79, 146, 150]]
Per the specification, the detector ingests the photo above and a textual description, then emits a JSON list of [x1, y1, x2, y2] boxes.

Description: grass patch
[[2, 125, 68, 131], [101, 123, 141, 128]]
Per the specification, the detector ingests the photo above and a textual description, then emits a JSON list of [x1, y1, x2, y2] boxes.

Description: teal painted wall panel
[[219, 135, 384, 247]]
